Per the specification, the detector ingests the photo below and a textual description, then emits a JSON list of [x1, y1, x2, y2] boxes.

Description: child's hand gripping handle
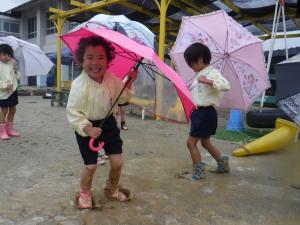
[[88, 59, 143, 153], [89, 138, 105, 152], [84, 125, 103, 152]]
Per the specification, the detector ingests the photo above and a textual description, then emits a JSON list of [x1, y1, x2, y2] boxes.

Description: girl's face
[[82, 45, 108, 81], [190, 58, 206, 72], [0, 53, 12, 64]]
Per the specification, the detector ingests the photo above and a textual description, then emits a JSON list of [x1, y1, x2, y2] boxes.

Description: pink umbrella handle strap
[[89, 138, 105, 152]]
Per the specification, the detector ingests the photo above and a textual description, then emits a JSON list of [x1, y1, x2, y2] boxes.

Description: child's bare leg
[[106, 154, 129, 201], [108, 154, 123, 185], [201, 138, 229, 173], [78, 164, 97, 208], [80, 164, 97, 190], [7, 106, 16, 122], [119, 106, 125, 123], [200, 138, 221, 161], [0, 107, 8, 123], [187, 136, 206, 180], [186, 136, 201, 164], [119, 106, 128, 130]]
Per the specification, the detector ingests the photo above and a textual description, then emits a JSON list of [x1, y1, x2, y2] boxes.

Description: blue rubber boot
[[192, 162, 206, 180], [215, 156, 229, 173]]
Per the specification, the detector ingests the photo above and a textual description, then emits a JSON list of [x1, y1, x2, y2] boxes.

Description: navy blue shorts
[[75, 114, 123, 165], [189, 106, 217, 138], [0, 90, 18, 107], [118, 102, 129, 107]]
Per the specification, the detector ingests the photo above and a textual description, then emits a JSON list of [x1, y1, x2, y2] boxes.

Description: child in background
[[66, 36, 137, 209], [117, 73, 137, 131], [117, 103, 129, 130], [0, 44, 20, 140], [183, 42, 230, 180], [97, 150, 108, 165]]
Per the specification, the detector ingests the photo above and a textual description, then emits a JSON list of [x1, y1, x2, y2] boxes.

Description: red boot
[[0, 124, 10, 140], [6, 122, 20, 137]]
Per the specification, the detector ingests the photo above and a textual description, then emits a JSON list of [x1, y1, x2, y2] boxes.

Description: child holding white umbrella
[[0, 44, 20, 140]]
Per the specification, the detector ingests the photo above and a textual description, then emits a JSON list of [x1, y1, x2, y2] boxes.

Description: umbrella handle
[[89, 138, 105, 152]]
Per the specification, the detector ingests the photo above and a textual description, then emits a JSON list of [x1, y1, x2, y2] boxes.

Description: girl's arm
[[66, 82, 93, 137], [13, 64, 20, 80], [0, 69, 9, 91], [207, 70, 230, 91], [113, 70, 137, 104], [125, 69, 138, 90]]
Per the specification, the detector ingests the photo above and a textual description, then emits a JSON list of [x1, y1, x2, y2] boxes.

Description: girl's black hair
[[0, 44, 14, 58], [183, 42, 211, 67], [75, 36, 115, 64]]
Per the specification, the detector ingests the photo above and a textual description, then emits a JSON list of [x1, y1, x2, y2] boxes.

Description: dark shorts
[[189, 106, 217, 138], [75, 114, 123, 165], [0, 90, 18, 107], [118, 102, 129, 107]]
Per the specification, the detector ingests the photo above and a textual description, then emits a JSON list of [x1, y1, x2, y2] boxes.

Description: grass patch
[[214, 128, 271, 143]]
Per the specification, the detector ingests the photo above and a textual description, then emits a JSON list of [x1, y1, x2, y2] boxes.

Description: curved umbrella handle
[[89, 138, 105, 152]]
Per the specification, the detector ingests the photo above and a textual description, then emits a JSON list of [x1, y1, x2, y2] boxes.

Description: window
[[69, 21, 80, 30], [28, 17, 37, 38], [0, 19, 20, 37], [46, 13, 56, 34]]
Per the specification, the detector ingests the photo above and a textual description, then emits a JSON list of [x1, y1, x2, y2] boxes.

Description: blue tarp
[[47, 48, 74, 66]]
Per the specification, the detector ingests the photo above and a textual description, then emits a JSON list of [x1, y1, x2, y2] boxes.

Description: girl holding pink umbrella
[[66, 36, 137, 208]]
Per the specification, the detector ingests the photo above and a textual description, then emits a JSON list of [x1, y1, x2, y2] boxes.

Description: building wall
[[18, 0, 72, 87], [2, 0, 79, 87]]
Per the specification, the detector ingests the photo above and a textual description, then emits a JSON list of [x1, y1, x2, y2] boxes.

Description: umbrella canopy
[[61, 27, 194, 122], [0, 36, 54, 76], [47, 47, 74, 66], [278, 93, 300, 127], [70, 14, 155, 48], [170, 10, 271, 111]]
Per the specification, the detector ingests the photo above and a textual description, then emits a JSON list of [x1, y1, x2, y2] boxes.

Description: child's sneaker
[[121, 121, 128, 130], [192, 162, 206, 180], [102, 154, 108, 159], [97, 150, 108, 165], [97, 157, 105, 165], [214, 156, 229, 173]]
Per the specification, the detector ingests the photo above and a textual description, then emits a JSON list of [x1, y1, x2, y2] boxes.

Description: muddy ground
[[0, 96, 300, 225]]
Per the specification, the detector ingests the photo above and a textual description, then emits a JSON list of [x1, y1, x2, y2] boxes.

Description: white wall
[[18, 0, 72, 87]]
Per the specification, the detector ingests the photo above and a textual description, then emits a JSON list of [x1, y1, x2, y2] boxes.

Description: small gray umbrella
[[278, 93, 300, 127]]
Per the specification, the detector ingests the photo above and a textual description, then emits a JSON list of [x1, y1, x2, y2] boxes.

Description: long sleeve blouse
[[190, 66, 230, 107], [0, 60, 20, 99], [66, 70, 133, 137]]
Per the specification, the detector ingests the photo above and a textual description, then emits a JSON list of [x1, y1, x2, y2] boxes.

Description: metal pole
[[56, 17, 63, 92], [155, 0, 170, 120], [281, 2, 289, 59], [260, 0, 281, 108], [71, 60, 74, 80]]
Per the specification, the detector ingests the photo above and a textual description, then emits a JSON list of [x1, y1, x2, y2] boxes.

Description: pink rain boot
[[6, 122, 20, 137], [0, 124, 10, 140]]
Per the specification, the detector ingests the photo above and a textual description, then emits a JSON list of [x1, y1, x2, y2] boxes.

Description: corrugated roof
[[0, 0, 33, 13], [2, 0, 300, 43]]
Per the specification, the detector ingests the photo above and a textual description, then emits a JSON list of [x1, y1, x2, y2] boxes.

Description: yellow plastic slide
[[232, 118, 299, 157]]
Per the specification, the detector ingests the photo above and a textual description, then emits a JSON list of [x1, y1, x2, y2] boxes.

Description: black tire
[[246, 109, 291, 128]]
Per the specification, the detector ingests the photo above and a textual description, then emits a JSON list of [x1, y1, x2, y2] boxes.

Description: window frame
[[27, 16, 37, 39], [0, 19, 20, 37], [46, 13, 57, 35]]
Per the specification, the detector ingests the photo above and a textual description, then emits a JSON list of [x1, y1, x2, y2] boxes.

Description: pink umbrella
[[170, 10, 271, 111], [61, 27, 195, 151]]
